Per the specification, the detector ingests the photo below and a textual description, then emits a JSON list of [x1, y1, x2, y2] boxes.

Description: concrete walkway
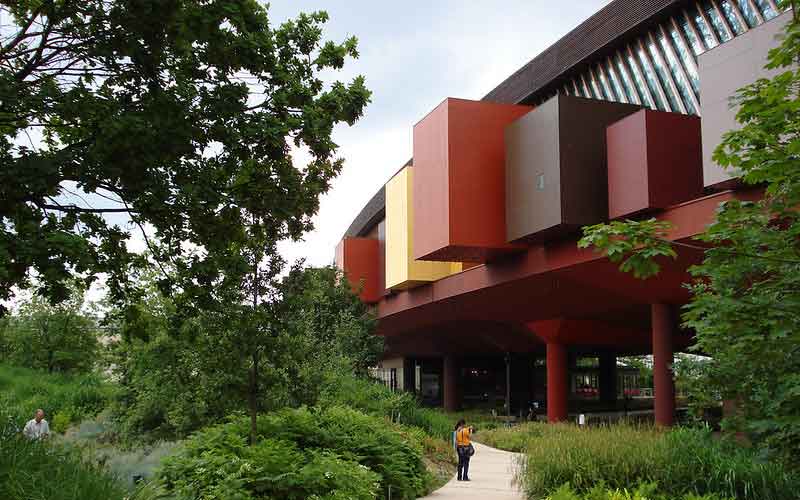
[[421, 442, 525, 499]]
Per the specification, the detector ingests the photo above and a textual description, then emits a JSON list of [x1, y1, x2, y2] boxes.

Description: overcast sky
[[270, 0, 612, 268]]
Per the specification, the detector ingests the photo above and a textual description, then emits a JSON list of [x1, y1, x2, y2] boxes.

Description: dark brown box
[[505, 94, 640, 243]]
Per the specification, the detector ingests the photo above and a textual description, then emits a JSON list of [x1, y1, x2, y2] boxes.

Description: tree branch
[[37, 203, 136, 214], [0, 7, 41, 57]]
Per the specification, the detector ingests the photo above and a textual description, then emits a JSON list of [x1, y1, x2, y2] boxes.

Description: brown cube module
[[505, 94, 640, 243]]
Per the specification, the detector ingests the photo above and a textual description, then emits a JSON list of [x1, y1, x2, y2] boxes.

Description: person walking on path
[[23, 409, 50, 440], [454, 418, 474, 481]]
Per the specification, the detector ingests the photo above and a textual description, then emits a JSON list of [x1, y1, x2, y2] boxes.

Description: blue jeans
[[457, 446, 471, 479]]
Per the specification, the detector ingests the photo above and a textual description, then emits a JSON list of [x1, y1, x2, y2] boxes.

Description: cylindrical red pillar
[[652, 303, 675, 426], [546, 343, 568, 422], [443, 356, 459, 412]]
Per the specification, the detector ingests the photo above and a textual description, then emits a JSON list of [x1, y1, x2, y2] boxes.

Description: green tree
[[277, 265, 383, 405], [0, 283, 99, 373], [109, 264, 380, 440], [0, 1, 370, 312], [618, 356, 653, 388], [580, 2, 800, 465]]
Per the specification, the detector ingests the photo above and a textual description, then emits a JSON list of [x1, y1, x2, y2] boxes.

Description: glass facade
[[669, 23, 701, 95], [613, 54, 639, 104], [563, 0, 783, 116], [735, 0, 760, 28], [656, 28, 697, 114], [677, 11, 706, 55], [703, 1, 733, 42], [637, 42, 670, 111], [719, 0, 746, 35]]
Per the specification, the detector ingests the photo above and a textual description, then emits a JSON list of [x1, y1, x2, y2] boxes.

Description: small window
[[676, 11, 706, 55], [753, 0, 777, 19], [735, 0, 760, 28], [702, 0, 733, 42], [719, 0, 746, 35], [686, 4, 719, 49], [537, 174, 545, 191]]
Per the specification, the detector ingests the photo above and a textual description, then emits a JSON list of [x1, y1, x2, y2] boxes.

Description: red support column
[[443, 356, 460, 412], [652, 303, 675, 426], [547, 343, 568, 422]]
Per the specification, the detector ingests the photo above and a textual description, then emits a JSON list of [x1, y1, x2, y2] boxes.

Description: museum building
[[334, 0, 789, 425]]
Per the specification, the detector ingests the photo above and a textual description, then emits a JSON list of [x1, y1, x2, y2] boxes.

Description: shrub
[[52, 406, 75, 433], [159, 406, 429, 500], [517, 423, 799, 500], [161, 430, 379, 500], [318, 372, 454, 441]]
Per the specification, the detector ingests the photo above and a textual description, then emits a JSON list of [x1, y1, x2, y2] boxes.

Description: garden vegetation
[[479, 422, 800, 500]]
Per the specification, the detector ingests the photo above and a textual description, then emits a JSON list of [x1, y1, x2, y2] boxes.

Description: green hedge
[[159, 406, 430, 500], [517, 423, 799, 500]]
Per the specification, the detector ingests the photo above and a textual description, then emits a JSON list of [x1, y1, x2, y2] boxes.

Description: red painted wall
[[607, 110, 702, 219], [335, 237, 381, 303], [413, 98, 532, 263]]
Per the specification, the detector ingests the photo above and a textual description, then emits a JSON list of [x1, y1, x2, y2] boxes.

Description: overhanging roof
[[483, 0, 683, 104]]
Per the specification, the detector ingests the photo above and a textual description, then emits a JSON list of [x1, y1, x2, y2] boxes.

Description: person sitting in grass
[[23, 409, 50, 440]]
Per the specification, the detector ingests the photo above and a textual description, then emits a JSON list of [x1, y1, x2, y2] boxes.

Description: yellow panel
[[385, 167, 461, 290]]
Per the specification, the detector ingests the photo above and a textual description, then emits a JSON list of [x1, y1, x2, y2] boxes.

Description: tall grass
[[0, 364, 124, 496], [0, 430, 125, 500], [0, 363, 114, 432], [478, 422, 547, 452], [517, 423, 799, 500]]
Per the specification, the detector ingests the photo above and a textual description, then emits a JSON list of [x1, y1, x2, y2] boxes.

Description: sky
[[268, 0, 612, 268]]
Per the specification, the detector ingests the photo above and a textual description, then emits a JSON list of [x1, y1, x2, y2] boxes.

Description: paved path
[[421, 442, 525, 499]]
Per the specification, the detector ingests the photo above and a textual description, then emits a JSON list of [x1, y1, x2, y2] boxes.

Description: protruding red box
[[413, 98, 532, 263], [607, 110, 703, 219], [334, 237, 381, 303]]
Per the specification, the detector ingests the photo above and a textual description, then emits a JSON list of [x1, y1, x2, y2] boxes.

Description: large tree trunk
[[248, 351, 259, 445], [248, 218, 260, 446]]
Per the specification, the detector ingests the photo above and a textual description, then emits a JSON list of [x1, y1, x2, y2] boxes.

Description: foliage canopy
[[0, 0, 370, 311]]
